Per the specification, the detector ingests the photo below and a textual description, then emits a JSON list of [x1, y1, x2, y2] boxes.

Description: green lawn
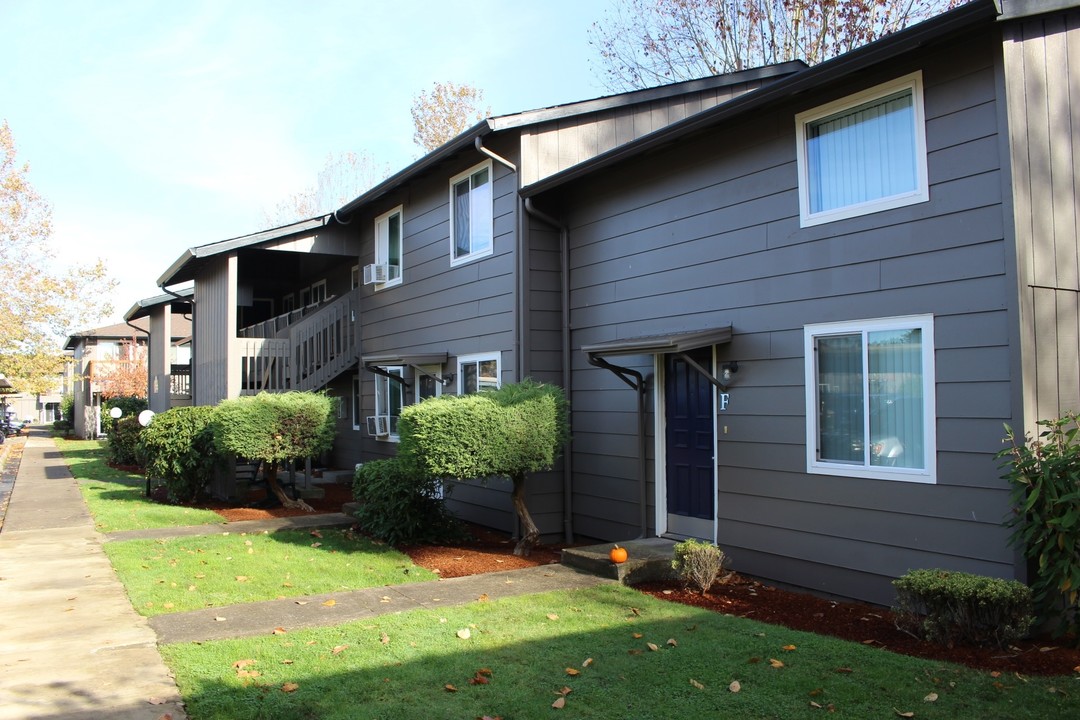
[[106, 527, 437, 615], [162, 585, 1073, 720], [55, 438, 224, 532]]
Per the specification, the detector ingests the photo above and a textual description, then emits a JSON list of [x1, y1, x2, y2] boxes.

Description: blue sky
[[1, 1, 607, 324]]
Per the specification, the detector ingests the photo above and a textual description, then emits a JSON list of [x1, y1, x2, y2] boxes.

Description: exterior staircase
[[236, 288, 360, 394]]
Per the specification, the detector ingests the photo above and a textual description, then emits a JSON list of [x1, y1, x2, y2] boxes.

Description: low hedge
[[893, 569, 1034, 648], [351, 458, 463, 546], [107, 415, 143, 467]]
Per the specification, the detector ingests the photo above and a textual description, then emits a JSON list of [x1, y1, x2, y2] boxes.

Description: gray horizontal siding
[[552, 32, 1023, 603]]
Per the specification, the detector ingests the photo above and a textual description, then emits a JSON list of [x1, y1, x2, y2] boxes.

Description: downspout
[[523, 197, 574, 544], [586, 353, 648, 539]]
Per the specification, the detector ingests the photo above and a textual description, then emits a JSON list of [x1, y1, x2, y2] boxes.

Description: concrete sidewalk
[[0, 430, 187, 720]]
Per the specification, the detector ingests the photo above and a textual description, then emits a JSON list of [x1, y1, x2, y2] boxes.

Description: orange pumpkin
[[609, 545, 628, 564]]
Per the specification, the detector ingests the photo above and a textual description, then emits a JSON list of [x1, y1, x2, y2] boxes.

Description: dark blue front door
[[664, 348, 715, 538]]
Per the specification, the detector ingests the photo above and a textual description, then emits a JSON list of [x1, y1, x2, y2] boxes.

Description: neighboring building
[[514, 0, 1080, 604], [144, 0, 1080, 605], [123, 289, 195, 414], [64, 315, 191, 438]]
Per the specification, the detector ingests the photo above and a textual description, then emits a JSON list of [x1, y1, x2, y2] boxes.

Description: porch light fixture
[[721, 361, 739, 383]]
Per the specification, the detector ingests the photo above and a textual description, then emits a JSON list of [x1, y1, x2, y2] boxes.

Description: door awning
[[362, 352, 451, 387], [581, 325, 732, 358]]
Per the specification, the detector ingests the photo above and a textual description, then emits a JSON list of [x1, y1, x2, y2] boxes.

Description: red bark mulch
[[635, 574, 1080, 677]]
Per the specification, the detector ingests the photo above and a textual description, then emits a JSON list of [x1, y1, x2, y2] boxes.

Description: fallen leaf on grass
[[989, 671, 1001, 678], [310, 530, 323, 538], [331, 645, 348, 655], [565, 667, 581, 676], [769, 659, 785, 669], [456, 628, 471, 640], [281, 659, 294, 665], [236, 670, 261, 678], [646, 642, 659, 652], [782, 644, 797, 651], [547, 613, 559, 621], [811, 701, 823, 709], [557, 686, 572, 696], [690, 679, 705, 690], [281, 682, 299, 693], [272, 627, 287, 635], [235, 576, 249, 582], [834, 667, 853, 674], [232, 659, 256, 669], [728, 680, 741, 693], [478, 593, 490, 602], [632, 633, 643, 639], [380, 632, 390, 645], [311, 542, 322, 548], [582, 658, 593, 667], [444, 684, 457, 692], [894, 710, 915, 718], [552, 696, 566, 709], [666, 638, 678, 647], [924, 693, 938, 703]]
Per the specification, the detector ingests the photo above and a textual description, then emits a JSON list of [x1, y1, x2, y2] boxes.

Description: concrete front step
[[561, 537, 678, 584]]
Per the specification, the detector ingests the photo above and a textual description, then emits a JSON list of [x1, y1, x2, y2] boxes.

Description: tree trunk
[[511, 474, 539, 556], [265, 462, 314, 512]]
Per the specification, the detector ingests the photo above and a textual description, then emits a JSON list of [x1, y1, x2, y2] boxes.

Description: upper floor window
[[804, 315, 936, 483], [458, 352, 500, 394], [373, 206, 403, 288], [795, 72, 928, 227], [449, 161, 493, 266]]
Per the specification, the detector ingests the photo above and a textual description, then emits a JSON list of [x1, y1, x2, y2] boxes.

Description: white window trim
[[373, 205, 404, 290], [803, 314, 937, 484], [448, 160, 494, 267], [457, 352, 501, 394], [795, 71, 929, 228], [374, 366, 404, 442], [309, 279, 327, 306]]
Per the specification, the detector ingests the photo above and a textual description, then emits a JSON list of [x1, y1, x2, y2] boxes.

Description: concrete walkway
[[0, 430, 187, 720], [0, 430, 616, 719]]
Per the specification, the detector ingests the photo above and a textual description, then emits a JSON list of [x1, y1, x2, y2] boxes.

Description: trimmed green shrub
[[397, 379, 569, 555], [139, 406, 223, 504], [212, 392, 335, 509], [671, 539, 728, 595], [998, 416, 1080, 640], [59, 394, 74, 429], [893, 569, 1034, 648], [106, 415, 143, 467], [351, 458, 464, 546], [101, 396, 147, 435]]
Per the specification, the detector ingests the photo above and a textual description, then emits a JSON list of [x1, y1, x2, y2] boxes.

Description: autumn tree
[[410, 81, 491, 153], [0, 120, 115, 394], [261, 150, 391, 227], [96, 337, 148, 399], [588, 0, 965, 91]]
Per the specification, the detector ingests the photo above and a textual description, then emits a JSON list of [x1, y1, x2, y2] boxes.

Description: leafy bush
[[139, 406, 223, 504], [351, 458, 464, 546], [107, 415, 143, 467], [59, 394, 74, 429], [671, 539, 727, 594], [998, 415, 1080, 639], [212, 392, 334, 465], [893, 569, 1034, 648], [397, 378, 569, 554], [101, 396, 147, 435]]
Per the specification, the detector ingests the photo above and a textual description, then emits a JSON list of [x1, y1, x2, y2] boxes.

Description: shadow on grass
[[162, 587, 1069, 720]]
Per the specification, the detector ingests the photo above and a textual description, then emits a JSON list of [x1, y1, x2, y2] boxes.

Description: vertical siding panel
[[1045, 18, 1078, 292]]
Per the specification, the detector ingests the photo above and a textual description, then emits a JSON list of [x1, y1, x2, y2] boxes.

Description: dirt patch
[[635, 574, 1080, 677]]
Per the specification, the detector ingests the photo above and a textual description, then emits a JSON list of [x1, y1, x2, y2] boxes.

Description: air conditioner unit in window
[[366, 415, 390, 437], [363, 263, 399, 285]]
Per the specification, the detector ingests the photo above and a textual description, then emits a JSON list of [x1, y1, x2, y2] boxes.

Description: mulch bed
[[636, 574, 1080, 677]]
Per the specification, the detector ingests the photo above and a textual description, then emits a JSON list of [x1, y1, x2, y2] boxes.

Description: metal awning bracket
[[675, 351, 729, 392]]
